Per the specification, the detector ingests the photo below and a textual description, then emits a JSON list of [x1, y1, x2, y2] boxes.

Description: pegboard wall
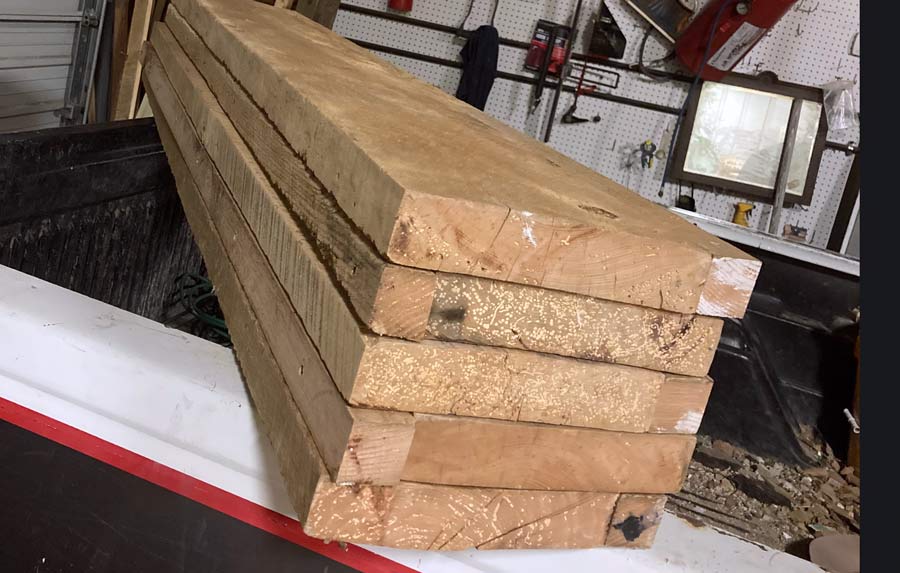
[[333, 0, 860, 248]]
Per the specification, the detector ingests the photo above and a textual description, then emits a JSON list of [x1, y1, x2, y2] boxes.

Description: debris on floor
[[668, 435, 860, 551]]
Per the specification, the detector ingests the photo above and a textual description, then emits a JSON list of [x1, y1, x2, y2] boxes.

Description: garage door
[[1, 0, 106, 133]]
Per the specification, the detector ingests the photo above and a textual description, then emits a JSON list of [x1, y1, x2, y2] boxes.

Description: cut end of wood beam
[[352, 338, 713, 435], [368, 265, 435, 339], [698, 257, 762, 319], [305, 482, 620, 550], [427, 273, 723, 377], [605, 494, 668, 548], [650, 375, 714, 434], [336, 409, 415, 486], [402, 415, 697, 493]]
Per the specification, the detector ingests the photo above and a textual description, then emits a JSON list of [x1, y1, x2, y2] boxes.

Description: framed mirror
[[669, 73, 828, 206]]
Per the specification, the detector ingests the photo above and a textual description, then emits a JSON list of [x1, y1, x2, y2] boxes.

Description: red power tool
[[675, 0, 798, 80]]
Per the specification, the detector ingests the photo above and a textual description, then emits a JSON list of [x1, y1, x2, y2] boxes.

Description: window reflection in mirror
[[683, 82, 792, 189], [671, 75, 827, 208]]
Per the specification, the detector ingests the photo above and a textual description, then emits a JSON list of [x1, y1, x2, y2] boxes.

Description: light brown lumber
[[170, 0, 760, 318], [308, 484, 620, 549], [162, 6, 723, 377], [126, 2, 152, 59], [148, 24, 713, 436], [649, 375, 713, 434], [147, 76, 415, 486], [152, 105, 635, 550], [146, 46, 698, 494], [606, 494, 668, 548], [354, 346, 713, 434], [113, 0, 154, 120], [428, 273, 723, 376], [108, 0, 131, 110], [403, 415, 694, 493]]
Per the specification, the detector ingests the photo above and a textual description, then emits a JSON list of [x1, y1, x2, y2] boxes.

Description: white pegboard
[[334, 0, 860, 248]]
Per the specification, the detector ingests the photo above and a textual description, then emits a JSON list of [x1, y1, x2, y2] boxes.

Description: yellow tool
[[732, 202, 754, 227]]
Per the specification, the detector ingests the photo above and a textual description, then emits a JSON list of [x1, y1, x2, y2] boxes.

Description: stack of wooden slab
[[143, 0, 761, 551]]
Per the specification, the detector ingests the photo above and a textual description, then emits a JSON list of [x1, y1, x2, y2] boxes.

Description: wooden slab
[[354, 342, 713, 434], [151, 126, 652, 546], [169, 0, 760, 318], [155, 106, 627, 549], [160, 6, 723, 377], [147, 51, 697, 494], [167, 160, 624, 548], [108, 0, 131, 110], [112, 0, 154, 120], [403, 415, 694, 493], [308, 482, 619, 550], [428, 273, 722, 376], [146, 26, 714, 436]]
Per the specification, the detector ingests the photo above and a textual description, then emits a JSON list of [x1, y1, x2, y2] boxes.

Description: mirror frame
[[669, 72, 828, 207]]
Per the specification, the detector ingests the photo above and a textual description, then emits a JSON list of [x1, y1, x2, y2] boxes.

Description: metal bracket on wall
[[58, 0, 107, 126]]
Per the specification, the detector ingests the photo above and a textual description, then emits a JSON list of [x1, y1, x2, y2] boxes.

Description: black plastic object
[[588, 2, 627, 58], [0, 420, 363, 573], [455, 25, 500, 111], [0, 119, 203, 320], [700, 243, 859, 465], [676, 193, 696, 211], [624, 0, 694, 42]]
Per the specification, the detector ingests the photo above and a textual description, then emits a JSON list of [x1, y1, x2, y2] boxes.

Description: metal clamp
[[83, 9, 100, 27]]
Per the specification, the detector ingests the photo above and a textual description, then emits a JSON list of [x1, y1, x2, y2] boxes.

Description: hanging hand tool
[[560, 64, 600, 124], [528, 24, 561, 114], [640, 140, 658, 168], [561, 101, 601, 124], [539, 0, 584, 136]]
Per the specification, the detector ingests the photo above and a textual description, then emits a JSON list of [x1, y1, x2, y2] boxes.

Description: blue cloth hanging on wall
[[455, 25, 500, 111]]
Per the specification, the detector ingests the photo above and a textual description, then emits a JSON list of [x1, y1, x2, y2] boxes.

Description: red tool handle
[[388, 0, 413, 12]]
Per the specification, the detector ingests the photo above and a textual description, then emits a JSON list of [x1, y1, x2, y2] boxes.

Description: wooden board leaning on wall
[[168, 0, 761, 319]]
